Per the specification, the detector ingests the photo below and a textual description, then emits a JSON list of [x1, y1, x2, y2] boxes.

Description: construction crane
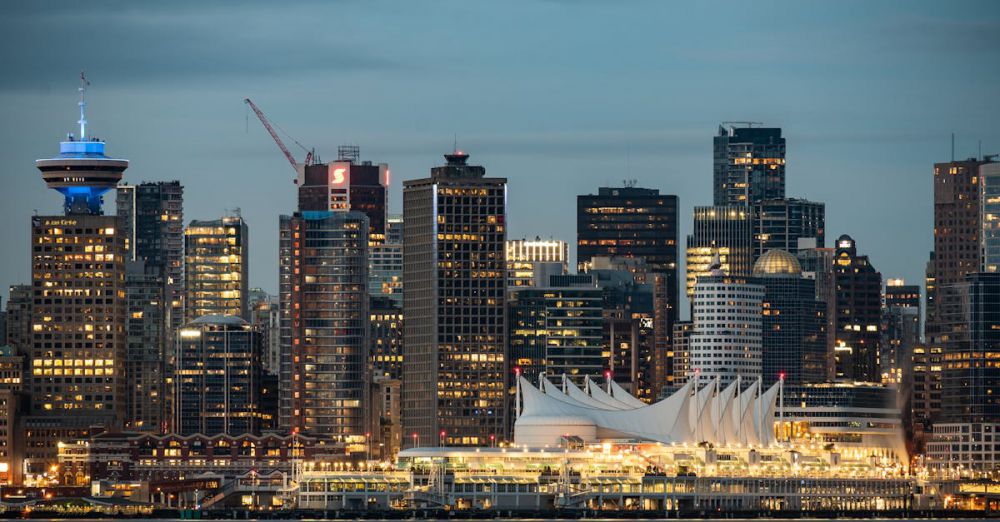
[[244, 98, 314, 175]]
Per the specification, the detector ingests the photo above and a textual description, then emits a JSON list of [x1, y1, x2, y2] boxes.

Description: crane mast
[[244, 98, 311, 175]]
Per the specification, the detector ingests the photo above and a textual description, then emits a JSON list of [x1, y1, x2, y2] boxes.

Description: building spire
[[78, 71, 91, 140]]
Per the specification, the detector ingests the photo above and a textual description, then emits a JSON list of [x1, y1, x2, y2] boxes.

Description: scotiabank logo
[[332, 167, 347, 185]]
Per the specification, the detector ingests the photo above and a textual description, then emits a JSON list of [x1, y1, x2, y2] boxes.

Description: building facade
[[506, 238, 569, 288], [689, 262, 764, 386], [296, 145, 389, 244], [176, 316, 261, 436], [370, 296, 403, 381], [981, 162, 1000, 273], [752, 198, 824, 260], [4, 285, 31, 356], [713, 125, 786, 206], [753, 250, 827, 386], [832, 235, 883, 382], [402, 152, 508, 446], [184, 216, 249, 322], [279, 211, 369, 439], [124, 260, 167, 432], [882, 279, 921, 383], [686, 205, 753, 298]]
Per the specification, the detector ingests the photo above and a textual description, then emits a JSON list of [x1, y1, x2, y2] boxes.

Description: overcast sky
[[2, 1, 998, 315]]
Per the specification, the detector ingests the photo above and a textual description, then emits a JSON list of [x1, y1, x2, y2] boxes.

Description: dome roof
[[187, 314, 249, 326], [752, 249, 802, 277]]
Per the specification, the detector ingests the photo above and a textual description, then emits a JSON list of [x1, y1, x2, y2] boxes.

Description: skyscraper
[[797, 239, 837, 380], [124, 260, 167, 432], [713, 125, 786, 206], [506, 238, 569, 288], [279, 211, 369, 438], [927, 157, 995, 342], [981, 162, 1000, 273], [753, 250, 827, 385], [296, 145, 389, 244], [24, 82, 129, 475], [370, 296, 403, 381], [176, 315, 261, 435], [685, 205, 753, 298], [184, 216, 249, 322], [4, 285, 31, 356], [508, 274, 603, 386], [402, 151, 507, 446], [832, 235, 883, 382], [689, 258, 764, 386], [752, 198, 825, 260]]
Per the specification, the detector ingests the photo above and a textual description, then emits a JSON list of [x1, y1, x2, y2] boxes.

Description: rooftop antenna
[[78, 71, 90, 140], [453, 134, 458, 154]]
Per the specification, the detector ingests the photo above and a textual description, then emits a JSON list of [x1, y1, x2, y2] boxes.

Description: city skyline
[[2, 1, 999, 311]]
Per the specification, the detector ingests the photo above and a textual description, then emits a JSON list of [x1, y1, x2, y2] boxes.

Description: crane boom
[[244, 98, 299, 174]]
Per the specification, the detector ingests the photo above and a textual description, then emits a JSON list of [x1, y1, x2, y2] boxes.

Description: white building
[[689, 258, 764, 386]]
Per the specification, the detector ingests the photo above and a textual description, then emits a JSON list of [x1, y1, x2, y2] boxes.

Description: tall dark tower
[[24, 76, 129, 477], [713, 125, 786, 206]]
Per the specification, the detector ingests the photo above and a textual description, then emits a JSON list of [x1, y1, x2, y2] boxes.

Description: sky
[[1, 1, 999, 315]]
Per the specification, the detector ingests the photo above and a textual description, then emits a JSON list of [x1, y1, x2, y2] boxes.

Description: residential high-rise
[[369, 241, 403, 306], [685, 205, 753, 298], [910, 344, 942, 453], [184, 216, 249, 322], [832, 235, 883, 382], [752, 199, 825, 260], [689, 258, 764, 386], [296, 145, 389, 244], [506, 238, 569, 288], [927, 157, 995, 342], [25, 84, 129, 475], [670, 321, 693, 387], [882, 279, 921, 382], [124, 260, 167, 432], [402, 151, 507, 446], [176, 315, 261, 435], [370, 296, 403, 381], [279, 211, 369, 439], [752, 250, 827, 385], [508, 273, 603, 386], [4, 285, 31, 356], [713, 125, 786, 206], [981, 162, 1000, 273]]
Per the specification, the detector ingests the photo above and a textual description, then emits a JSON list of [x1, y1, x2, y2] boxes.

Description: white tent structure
[[514, 374, 781, 448]]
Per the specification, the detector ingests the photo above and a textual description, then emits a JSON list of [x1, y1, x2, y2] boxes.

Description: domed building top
[[752, 249, 802, 277]]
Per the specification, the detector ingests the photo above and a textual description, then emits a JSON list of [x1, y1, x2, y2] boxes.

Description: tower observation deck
[[35, 73, 128, 215]]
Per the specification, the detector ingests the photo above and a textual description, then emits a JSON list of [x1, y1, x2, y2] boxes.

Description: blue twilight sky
[[1, 1, 998, 316]]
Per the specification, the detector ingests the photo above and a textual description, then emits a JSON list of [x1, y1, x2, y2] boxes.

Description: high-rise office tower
[[752, 199, 825, 260], [279, 211, 369, 438], [685, 205, 753, 298], [402, 151, 507, 446], [576, 187, 678, 315], [508, 273, 603, 386], [670, 321, 693, 387], [369, 241, 403, 306], [689, 258, 764, 386], [4, 285, 31, 356], [713, 125, 786, 206], [506, 238, 569, 288], [370, 296, 403, 381], [927, 157, 995, 342], [832, 235, 883, 382], [124, 260, 167, 432], [25, 83, 129, 475], [184, 216, 249, 322], [882, 279, 921, 382], [176, 316, 261, 435], [981, 162, 1000, 273], [116, 181, 184, 345], [753, 250, 827, 385], [296, 145, 389, 244]]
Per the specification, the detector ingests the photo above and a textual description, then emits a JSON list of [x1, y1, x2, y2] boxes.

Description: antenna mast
[[78, 71, 90, 140]]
